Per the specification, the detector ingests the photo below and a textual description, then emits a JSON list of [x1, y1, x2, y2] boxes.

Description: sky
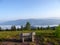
[[0, 0, 60, 21]]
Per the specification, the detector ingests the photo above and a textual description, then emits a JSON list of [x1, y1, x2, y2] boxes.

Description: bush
[[55, 25, 60, 38]]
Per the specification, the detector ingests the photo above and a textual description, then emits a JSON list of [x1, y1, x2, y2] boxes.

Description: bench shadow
[[0, 39, 22, 43], [0, 38, 32, 43]]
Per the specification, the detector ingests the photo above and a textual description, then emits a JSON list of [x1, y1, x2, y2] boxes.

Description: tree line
[[0, 22, 56, 31]]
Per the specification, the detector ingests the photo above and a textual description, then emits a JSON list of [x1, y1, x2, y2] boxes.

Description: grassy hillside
[[0, 30, 55, 39], [0, 30, 60, 45]]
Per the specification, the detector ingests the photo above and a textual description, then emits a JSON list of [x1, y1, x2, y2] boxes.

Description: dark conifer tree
[[25, 22, 31, 30]]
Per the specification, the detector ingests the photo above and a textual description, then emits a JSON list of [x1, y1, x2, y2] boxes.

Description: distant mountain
[[0, 19, 60, 25]]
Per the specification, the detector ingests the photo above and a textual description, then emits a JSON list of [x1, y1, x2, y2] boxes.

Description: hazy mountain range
[[0, 19, 60, 25]]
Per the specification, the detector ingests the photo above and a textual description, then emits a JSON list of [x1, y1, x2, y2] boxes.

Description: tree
[[17, 28, 20, 31], [55, 25, 60, 38], [37, 27, 40, 30], [11, 25, 16, 31], [47, 26, 50, 30], [0, 27, 2, 31], [21, 25, 23, 30], [25, 22, 31, 30], [40, 27, 43, 30]]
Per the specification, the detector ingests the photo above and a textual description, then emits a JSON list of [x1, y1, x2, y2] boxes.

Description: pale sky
[[0, 0, 60, 21]]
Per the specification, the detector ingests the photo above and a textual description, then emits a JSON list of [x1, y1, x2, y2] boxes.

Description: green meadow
[[0, 30, 60, 45], [0, 30, 55, 39]]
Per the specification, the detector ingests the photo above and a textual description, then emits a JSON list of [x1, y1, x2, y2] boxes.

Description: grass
[[0, 30, 55, 39], [0, 30, 60, 45], [0, 31, 22, 39]]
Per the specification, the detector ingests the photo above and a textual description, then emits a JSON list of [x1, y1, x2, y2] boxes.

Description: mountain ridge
[[0, 19, 60, 25]]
